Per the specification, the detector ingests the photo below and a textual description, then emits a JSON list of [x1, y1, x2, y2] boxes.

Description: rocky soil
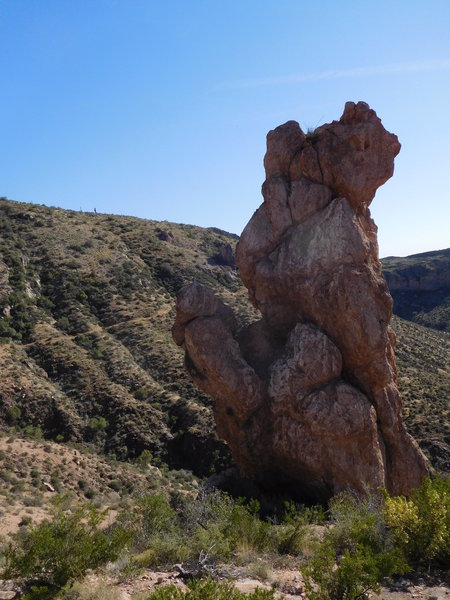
[[2, 569, 446, 600]]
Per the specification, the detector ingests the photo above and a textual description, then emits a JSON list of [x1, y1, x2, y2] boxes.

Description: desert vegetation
[[0, 476, 448, 599]]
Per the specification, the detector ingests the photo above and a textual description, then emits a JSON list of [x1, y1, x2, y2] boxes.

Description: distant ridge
[[383, 247, 450, 261], [382, 247, 450, 331]]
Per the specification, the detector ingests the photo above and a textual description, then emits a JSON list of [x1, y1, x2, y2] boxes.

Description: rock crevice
[[173, 101, 430, 499]]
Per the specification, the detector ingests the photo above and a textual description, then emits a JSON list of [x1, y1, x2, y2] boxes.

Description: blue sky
[[1, 0, 449, 257]]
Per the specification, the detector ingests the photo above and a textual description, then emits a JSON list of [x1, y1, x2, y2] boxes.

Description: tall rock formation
[[173, 101, 430, 500]]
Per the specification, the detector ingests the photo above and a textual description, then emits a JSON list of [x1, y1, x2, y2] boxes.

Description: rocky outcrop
[[156, 228, 174, 242], [383, 249, 450, 292], [210, 243, 236, 268], [173, 101, 430, 500]]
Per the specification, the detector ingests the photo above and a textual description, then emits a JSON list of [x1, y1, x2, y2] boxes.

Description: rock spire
[[173, 101, 430, 500]]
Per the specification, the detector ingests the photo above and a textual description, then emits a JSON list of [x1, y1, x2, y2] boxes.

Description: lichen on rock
[[173, 101, 430, 500]]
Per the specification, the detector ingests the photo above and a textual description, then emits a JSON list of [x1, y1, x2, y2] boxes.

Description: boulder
[[173, 101, 430, 499]]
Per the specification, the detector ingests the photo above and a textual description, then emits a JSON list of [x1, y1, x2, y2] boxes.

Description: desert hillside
[[0, 198, 449, 475]]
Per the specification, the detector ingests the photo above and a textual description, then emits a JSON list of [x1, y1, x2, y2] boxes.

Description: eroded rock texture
[[173, 101, 430, 500]]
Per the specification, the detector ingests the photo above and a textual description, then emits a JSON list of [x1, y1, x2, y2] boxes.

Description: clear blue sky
[[1, 0, 449, 257]]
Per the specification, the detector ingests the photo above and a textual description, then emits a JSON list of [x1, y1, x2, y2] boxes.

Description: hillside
[[0, 198, 448, 476], [382, 248, 450, 332]]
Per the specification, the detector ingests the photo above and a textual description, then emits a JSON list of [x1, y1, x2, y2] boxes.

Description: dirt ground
[[0, 562, 448, 599], [84, 567, 450, 600]]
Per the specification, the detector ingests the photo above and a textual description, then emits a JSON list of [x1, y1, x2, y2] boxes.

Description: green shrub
[[7, 291, 36, 340], [6, 404, 21, 424], [302, 538, 407, 600], [144, 578, 275, 599], [0, 317, 16, 338], [272, 501, 310, 555], [55, 316, 71, 332], [22, 585, 53, 600], [36, 294, 54, 311], [226, 498, 272, 554], [134, 536, 188, 569], [183, 491, 273, 561], [122, 493, 186, 566], [384, 476, 450, 568], [108, 479, 121, 492], [86, 417, 108, 443], [301, 491, 409, 600], [19, 515, 33, 527], [180, 490, 236, 561], [136, 493, 179, 539], [135, 449, 153, 469], [2, 498, 131, 592], [23, 425, 43, 440], [134, 387, 148, 400], [307, 475, 450, 599]]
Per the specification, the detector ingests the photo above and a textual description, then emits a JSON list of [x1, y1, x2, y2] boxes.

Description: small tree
[[2, 497, 130, 593], [384, 476, 450, 568], [301, 491, 409, 600]]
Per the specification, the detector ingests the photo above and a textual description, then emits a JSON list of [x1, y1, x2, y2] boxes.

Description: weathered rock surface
[[173, 101, 430, 499]]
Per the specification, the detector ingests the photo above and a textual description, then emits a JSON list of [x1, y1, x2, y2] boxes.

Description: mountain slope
[[0, 199, 254, 474], [394, 317, 450, 473], [0, 198, 448, 475]]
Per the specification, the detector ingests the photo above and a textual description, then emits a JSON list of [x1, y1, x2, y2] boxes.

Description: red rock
[[173, 102, 430, 499], [264, 120, 305, 179], [288, 178, 332, 224], [314, 101, 401, 208], [172, 281, 237, 346]]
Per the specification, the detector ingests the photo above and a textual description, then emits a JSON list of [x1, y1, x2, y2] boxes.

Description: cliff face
[[383, 249, 450, 292], [383, 249, 450, 332], [174, 102, 431, 500]]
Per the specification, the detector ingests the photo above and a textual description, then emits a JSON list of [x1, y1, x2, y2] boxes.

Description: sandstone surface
[[173, 101, 430, 499]]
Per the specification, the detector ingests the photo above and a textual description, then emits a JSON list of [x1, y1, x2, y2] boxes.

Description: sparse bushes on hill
[[0, 241, 37, 341]]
